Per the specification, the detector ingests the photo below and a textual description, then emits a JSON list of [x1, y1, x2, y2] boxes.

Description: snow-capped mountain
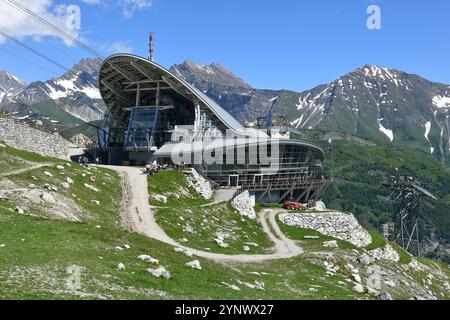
[[0, 71, 27, 103], [171, 61, 450, 164], [282, 65, 450, 163], [1, 58, 105, 127]]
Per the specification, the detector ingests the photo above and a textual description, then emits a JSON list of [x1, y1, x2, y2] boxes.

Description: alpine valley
[[1, 58, 450, 261]]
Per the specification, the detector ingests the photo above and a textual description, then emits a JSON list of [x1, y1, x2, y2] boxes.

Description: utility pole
[[149, 32, 154, 61]]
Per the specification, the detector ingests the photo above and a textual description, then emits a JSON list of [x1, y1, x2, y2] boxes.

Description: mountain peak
[[170, 60, 251, 89]]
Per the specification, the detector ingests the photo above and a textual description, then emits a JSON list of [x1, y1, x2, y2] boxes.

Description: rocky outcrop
[[0, 118, 73, 159], [185, 168, 212, 199], [279, 211, 372, 247], [231, 190, 256, 219]]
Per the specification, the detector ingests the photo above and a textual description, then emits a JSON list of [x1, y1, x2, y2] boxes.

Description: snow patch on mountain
[[378, 119, 394, 142], [432, 95, 450, 109], [424, 121, 431, 141]]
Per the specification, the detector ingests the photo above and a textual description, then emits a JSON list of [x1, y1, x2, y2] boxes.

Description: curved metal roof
[[99, 54, 247, 134], [98, 54, 325, 159]]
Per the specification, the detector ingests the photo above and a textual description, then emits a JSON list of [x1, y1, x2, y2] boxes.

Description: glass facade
[[125, 107, 159, 150]]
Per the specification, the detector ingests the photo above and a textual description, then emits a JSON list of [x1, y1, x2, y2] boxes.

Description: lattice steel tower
[[385, 174, 437, 256]]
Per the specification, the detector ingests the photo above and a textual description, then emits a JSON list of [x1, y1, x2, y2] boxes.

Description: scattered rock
[[43, 171, 53, 177], [351, 273, 362, 283], [61, 182, 70, 189], [220, 282, 241, 291], [147, 266, 171, 279], [84, 183, 99, 192], [359, 253, 374, 266], [66, 177, 74, 184], [91, 200, 100, 205], [185, 260, 202, 270], [237, 280, 265, 291], [369, 244, 400, 262], [0, 143, 6, 148], [322, 240, 338, 248], [56, 165, 65, 170], [353, 284, 365, 293], [138, 255, 159, 264], [151, 194, 168, 203], [243, 245, 250, 252], [15, 206, 25, 214], [123, 244, 131, 249], [117, 263, 126, 271], [377, 292, 393, 300]]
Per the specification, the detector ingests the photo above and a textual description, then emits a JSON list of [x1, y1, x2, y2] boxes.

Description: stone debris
[[185, 260, 202, 270], [182, 225, 194, 234], [243, 245, 250, 252], [91, 200, 100, 205], [44, 183, 58, 192], [15, 206, 25, 214], [56, 165, 65, 170], [359, 253, 374, 266], [84, 183, 99, 192], [123, 244, 131, 249], [369, 244, 400, 262], [279, 211, 372, 247], [353, 284, 365, 293], [151, 194, 167, 203], [43, 171, 53, 177], [61, 182, 70, 189], [65, 177, 74, 185], [220, 282, 241, 291], [115, 246, 124, 251], [231, 190, 256, 219], [236, 280, 265, 291], [0, 244, 5, 248], [174, 247, 194, 257], [147, 266, 171, 279], [185, 169, 212, 199], [322, 240, 338, 248], [41, 192, 55, 204], [138, 255, 159, 264], [117, 263, 126, 271]]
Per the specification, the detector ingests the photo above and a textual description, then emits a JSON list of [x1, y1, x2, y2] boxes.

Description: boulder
[[66, 177, 74, 185], [147, 266, 171, 279], [377, 292, 393, 300], [138, 255, 159, 264], [353, 284, 365, 293], [322, 240, 338, 248], [185, 260, 202, 270], [117, 263, 125, 271], [220, 282, 241, 291], [43, 171, 53, 177]]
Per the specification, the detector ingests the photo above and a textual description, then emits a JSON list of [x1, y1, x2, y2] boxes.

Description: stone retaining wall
[[279, 211, 372, 247], [0, 118, 73, 159]]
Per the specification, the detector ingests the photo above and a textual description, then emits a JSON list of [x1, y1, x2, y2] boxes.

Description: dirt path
[[0, 163, 52, 178], [104, 165, 303, 263]]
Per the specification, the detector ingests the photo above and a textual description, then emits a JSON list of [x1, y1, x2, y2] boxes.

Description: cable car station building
[[97, 54, 329, 203]]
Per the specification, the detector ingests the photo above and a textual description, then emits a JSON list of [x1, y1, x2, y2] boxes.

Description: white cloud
[[97, 41, 134, 54], [80, 0, 153, 18], [0, 0, 81, 46]]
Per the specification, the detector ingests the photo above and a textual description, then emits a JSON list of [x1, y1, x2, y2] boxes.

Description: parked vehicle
[[283, 200, 306, 211]]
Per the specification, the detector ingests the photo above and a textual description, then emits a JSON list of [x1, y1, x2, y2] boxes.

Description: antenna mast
[[149, 32, 154, 61]]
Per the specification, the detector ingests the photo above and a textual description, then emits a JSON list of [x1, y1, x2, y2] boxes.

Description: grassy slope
[[311, 136, 450, 253], [148, 171, 273, 254], [0, 145, 448, 300]]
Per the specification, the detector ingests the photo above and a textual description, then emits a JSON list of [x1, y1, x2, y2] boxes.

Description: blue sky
[[0, 0, 449, 92]]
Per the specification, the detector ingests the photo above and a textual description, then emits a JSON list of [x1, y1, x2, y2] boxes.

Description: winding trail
[[104, 165, 303, 263], [0, 163, 52, 178]]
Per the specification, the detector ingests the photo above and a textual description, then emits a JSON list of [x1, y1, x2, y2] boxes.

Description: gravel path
[[105, 165, 303, 263], [0, 163, 52, 178]]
